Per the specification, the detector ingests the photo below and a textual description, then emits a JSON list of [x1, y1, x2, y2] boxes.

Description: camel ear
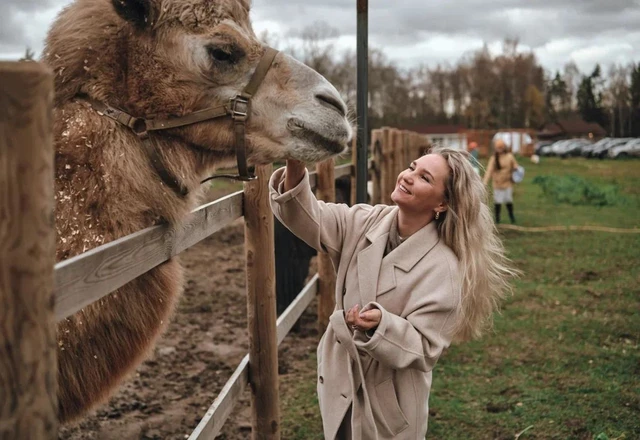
[[112, 0, 157, 30]]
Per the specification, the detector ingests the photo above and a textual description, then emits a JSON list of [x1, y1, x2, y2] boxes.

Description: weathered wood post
[[0, 62, 57, 439], [244, 164, 280, 440], [392, 129, 403, 190], [350, 135, 358, 205], [402, 130, 411, 169], [370, 129, 383, 205], [380, 127, 392, 204], [413, 132, 422, 158], [316, 159, 336, 332]]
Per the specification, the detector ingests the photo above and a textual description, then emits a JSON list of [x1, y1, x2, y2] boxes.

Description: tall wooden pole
[[0, 62, 57, 439], [315, 159, 336, 332], [244, 164, 280, 440]]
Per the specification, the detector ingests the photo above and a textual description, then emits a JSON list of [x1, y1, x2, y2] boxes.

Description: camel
[[44, 0, 351, 423]]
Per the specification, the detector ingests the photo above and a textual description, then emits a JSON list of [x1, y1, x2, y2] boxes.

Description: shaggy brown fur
[[45, 0, 350, 422]]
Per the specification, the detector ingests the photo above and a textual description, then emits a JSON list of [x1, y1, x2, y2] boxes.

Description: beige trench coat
[[269, 168, 461, 440], [483, 152, 519, 189]]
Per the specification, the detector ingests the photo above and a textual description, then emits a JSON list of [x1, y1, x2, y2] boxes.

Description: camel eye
[[206, 45, 243, 65], [209, 47, 232, 62]]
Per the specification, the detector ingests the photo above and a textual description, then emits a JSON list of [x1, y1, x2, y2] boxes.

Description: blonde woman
[[483, 139, 519, 223], [270, 147, 517, 439]]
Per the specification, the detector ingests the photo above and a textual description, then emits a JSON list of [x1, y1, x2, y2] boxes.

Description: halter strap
[[79, 47, 279, 196]]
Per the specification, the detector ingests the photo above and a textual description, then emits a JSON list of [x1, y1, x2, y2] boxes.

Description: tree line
[[263, 22, 640, 137]]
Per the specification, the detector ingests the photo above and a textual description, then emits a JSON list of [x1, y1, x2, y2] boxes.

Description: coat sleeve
[[482, 156, 495, 186], [353, 251, 460, 372], [269, 166, 373, 264], [511, 154, 520, 170]]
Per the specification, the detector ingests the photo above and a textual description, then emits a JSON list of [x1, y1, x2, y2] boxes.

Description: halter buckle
[[229, 95, 250, 121], [130, 117, 149, 139]]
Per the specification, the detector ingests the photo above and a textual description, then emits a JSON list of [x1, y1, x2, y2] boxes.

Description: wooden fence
[[0, 62, 432, 439]]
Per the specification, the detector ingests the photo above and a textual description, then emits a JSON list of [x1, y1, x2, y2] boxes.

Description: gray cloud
[[1, 0, 638, 73], [253, 0, 640, 49], [0, 0, 68, 56]]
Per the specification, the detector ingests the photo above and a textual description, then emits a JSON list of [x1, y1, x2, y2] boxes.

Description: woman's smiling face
[[391, 154, 450, 218]]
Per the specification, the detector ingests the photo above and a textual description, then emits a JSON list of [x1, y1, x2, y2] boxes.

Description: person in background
[[483, 139, 519, 224], [270, 146, 517, 439], [467, 141, 480, 174]]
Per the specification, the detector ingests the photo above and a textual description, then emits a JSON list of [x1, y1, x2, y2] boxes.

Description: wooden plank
[[190, 276, 317, 440], [333, 163, 353, 180], [0, 61, 58, 439], [308, 163, 352, 190], [243, 164, 280, 439], [54, 191, 243, 321], [188, 355, 250, 440], [370, 130, 382, 205], [276, 275, 318, 345]]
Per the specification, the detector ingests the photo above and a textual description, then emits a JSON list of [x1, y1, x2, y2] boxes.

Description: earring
[[435, 211, 440, 220]]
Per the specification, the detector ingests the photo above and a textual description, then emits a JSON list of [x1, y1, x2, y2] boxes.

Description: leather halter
[[79, 47, 279, 197]]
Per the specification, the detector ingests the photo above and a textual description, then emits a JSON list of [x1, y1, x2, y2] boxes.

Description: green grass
[[279, 157, 640, 439]]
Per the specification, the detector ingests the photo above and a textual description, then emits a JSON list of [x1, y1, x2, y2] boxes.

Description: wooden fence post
[[402, 130, 411, 168], [392, 129, 403, 192], [350, 136, 357, 205], [316, 159, 336, 332], [244, 164, 280, 440], [380, 127, 392, 204], [370, 129, 383, 205], [0, 62, 57, 439]]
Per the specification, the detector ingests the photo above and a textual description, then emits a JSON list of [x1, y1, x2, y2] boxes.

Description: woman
[[269, 147, 516, 439], [483, 139, 519, 224]]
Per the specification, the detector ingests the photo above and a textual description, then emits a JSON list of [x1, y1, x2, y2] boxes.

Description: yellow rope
[[498, 224, 640, 233]]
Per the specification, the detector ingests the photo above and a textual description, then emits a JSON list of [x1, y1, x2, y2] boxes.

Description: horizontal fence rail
[[54, 164, 355, 322], [54, 191, 244, 322], [189, 274, 318, 440]]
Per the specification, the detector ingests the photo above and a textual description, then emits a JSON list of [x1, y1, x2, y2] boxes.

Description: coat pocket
[[375, 378, 409, 436]]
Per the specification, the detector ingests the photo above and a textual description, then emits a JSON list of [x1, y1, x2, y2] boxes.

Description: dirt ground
[[59, 188, 321, 440]]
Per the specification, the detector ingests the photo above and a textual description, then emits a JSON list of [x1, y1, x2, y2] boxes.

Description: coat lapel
[[356, 209, 396, 306], [376, 221, 441, 296], [356, 210, 442, 305]]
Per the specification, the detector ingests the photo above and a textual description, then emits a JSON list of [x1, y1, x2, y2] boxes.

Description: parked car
[[581, 137, 612, 157], [557, 139, 593, 158], [540, 139, 570, 156], [539, 143, 555, 156], [548, 140, 571, 156], [534, 140, 554, 155], [593, 138, 633, 159], [608, 138, 640, 159]]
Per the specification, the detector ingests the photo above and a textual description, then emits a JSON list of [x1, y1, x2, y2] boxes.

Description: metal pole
[[356, 0, 369, 203]]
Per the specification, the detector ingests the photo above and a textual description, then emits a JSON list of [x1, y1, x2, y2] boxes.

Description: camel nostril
[[315, 93, 346, 117]]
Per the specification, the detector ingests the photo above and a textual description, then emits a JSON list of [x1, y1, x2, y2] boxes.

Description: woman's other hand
[[284, 159, 307, 191], [345, 304, 381, 332]]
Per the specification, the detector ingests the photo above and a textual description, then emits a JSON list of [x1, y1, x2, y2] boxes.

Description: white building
[[411, 125, 467, 150]]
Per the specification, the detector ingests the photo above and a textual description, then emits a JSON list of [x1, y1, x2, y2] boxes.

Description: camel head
[[45, 0, 352, 170]]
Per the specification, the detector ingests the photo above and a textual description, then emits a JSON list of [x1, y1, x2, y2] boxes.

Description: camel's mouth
[[287, 118, 348, 155]]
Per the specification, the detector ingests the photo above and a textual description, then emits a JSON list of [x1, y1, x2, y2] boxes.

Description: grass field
[[279, 157, 640, 440]]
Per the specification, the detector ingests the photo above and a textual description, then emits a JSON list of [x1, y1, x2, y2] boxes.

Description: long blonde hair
[[432, 146, 519, 342]]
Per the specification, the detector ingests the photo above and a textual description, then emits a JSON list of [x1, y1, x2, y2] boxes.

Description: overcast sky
[[2, 0, 639, 76]]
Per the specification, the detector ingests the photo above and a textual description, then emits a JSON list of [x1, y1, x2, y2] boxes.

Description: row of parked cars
[[535, 137, 640, 159]]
